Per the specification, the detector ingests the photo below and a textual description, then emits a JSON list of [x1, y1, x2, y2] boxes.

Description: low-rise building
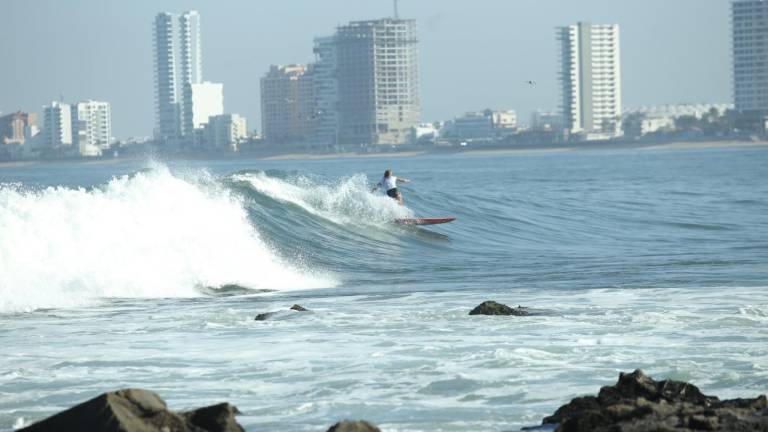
[[204, 114, 247, 151]]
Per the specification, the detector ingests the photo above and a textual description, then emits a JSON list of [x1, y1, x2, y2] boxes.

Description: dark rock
[[539, 369, 768, 431], [254, 311, 275, 321], [469, 300, 530, 316], [19, 388, 243, 432], [182, 403, 244, 432], [326, 420, 381, 432], [256, 304, 310, 320]]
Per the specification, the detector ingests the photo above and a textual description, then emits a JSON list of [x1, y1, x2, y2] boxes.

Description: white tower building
[[73, 100, 112, 156], [180, 11, 203, 137], [42, 101, 73, 148], [732, 0, 768, 111], [558, 22, 622, 139]]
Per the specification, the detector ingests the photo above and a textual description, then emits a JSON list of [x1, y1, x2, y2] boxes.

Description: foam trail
[[0, 166, 335, 313], [232, 172, 413, 225]]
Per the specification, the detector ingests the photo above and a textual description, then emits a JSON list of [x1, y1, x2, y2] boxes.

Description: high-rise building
[[42, 102, 73, 148], [312, 36, 339, 146], [153, 10, 219, 145], [153, 12, 180, 141], [73, 100, 112, 156], [260, 64, 315, 144], [0, 111, 38, 145], [558, 22, 622, 139], [180, 11, 202, 137], [204, 114, 247, 151], [732, 0, 768, 112], [334, 18, 420, 145]]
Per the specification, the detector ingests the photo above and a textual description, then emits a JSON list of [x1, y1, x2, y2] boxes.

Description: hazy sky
[[1, 0, 730, 139]]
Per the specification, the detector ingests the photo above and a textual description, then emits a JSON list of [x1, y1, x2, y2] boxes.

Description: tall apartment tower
[[558, 22, 622, 139], [260, 64, 315, 144], [732, 0, 768, 112], [335, 19, 420, 145], [180, 11, 202, 137], [153, 12, 180, 141], [42, 102, 73, 148], [73, 100, 112, 155], [153, 10, 216, 144]]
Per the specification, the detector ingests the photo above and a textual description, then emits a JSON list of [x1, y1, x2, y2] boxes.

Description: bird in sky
[[525, 80, 536, 86]]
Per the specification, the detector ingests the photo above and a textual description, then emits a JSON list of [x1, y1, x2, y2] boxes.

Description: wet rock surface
[[19, 388, 243, 432], [255, 304, 310, 320], [469, 300, 530, 316], [539, 369, 768, 431], [326, 419, 381, 432]]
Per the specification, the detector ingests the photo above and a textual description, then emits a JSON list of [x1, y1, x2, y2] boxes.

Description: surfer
[[372, 169, 411, 205]]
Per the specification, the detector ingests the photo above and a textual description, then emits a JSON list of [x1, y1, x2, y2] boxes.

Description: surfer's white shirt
[[381, 176, 398, 191]]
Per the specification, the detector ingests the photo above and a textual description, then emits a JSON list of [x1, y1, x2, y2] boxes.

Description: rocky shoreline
[[18, 369, 768, 431], [18, 301, 768, 431]]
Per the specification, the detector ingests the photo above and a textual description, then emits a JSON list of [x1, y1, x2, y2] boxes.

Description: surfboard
[[395, 217, 456, 226]]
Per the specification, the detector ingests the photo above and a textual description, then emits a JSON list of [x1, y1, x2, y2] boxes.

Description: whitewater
[[1, 147, 767, 431]]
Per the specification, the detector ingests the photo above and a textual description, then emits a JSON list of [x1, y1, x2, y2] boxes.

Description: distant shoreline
[[1, 139, 767, 168]]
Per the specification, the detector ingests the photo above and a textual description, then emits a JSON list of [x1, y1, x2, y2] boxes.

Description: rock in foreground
[[469, 300, 530, 316], [540, 369, 768, 431], [326, 419, 381, 431], [19, 388, 243, 432]]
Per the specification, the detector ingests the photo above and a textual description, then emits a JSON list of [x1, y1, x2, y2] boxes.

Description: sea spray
[[231, 171, 413, 225], [0, 166, 335, 313]]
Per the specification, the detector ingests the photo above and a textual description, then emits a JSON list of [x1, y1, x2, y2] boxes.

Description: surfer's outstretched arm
[[371, 182, 381, 192], [397, 177, 411, 184]]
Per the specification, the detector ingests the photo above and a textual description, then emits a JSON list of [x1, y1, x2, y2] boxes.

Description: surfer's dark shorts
[[386, 188, 400, 199]]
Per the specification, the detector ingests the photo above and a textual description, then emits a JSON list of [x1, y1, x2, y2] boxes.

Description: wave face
[[231, 170, 413, 225], [0, 165, 335, 313]]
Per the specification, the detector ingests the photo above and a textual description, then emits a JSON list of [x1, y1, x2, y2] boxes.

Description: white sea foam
[[0, 166, 335, 313], [233, 172, 413, 225]]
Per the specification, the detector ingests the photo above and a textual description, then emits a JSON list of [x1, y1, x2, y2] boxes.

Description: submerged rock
[[326, 420, 381, 432], [540, 369, 768, 431], [255, 304, 310, 320], [19, 388, 243, 432], [254, 311, 276, 321], [469, 300, 530, 316]]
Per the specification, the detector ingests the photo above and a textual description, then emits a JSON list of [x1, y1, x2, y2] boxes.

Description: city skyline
[[1, 0, 731, 139]]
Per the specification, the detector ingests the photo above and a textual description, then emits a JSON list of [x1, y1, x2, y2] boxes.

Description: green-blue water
[[1, 146, 767, 430]]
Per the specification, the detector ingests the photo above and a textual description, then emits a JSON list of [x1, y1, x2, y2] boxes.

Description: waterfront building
[[312, 36, 339, 146], [42, 102, 73, 148], [558, 22, 622, 139], [530, 110, 564, 131], [73, 100, 112, 156], [334, 18, 420, 145], [260, 64, 315, 144], [732, 0, 768, 112], [0, 111, 38, 145], [443, 109, 517, 141], [204, 113, 247, 151]]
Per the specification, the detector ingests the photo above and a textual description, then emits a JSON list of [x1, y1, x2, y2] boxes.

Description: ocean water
[[0, 146, 767, 431]]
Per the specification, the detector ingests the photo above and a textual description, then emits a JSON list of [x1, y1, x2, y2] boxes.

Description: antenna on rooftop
[[393, 0, 399, 19]]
